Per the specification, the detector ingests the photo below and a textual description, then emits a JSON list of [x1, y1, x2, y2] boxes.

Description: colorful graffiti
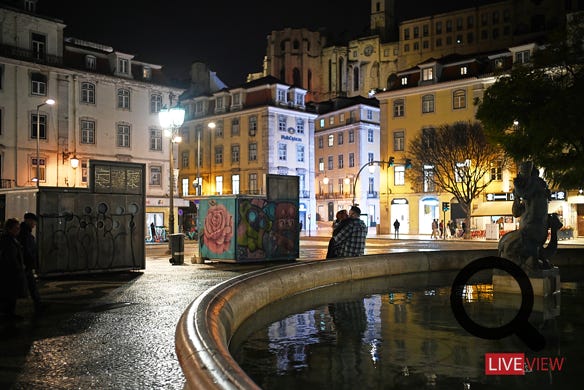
[[199, 198, 236, 259], [237, 198, 298, 261], [198, 196, 299, 262], [203, 201, 233, 253]]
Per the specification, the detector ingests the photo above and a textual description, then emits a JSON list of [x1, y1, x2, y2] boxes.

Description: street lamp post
[[35, 98, 55, 187], [159, 106, 185, 235], [352, 160, 388, 205], [196, 122, 215, 196]]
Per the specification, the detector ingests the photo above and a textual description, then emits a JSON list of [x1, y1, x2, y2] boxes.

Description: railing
[[0, 179, 15, 189], [316, 192, 352, 199], [0, 44, 63, 66]]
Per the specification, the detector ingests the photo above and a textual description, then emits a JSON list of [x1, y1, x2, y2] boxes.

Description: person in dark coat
[[393, 219, 401, 239], [150, 222, 157, 242], [18, 212, 42, 310], [326, 210, 349, 259], [0, 218, 28, 320]]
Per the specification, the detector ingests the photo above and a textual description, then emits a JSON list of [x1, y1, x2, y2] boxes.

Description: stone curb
[[175, 249, 497, 389], [175, 248, 584, 389]]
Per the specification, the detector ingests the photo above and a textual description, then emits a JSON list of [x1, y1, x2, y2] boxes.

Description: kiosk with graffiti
[[197, 175, 299, 263]]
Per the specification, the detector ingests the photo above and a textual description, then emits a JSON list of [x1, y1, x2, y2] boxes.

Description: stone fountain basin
[[175, 248, 584, 390]]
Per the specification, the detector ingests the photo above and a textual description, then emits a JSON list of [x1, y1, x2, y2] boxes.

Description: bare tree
[[407, 121, 508, 237]]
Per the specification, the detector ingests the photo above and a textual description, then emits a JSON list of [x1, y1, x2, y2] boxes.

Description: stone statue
[[498, 161, 562, 272]]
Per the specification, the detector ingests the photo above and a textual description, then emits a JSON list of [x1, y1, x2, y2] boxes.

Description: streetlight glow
[[159, 106, 185, 235], [70, 155, 79, 169], [36, 98, 56, 187]]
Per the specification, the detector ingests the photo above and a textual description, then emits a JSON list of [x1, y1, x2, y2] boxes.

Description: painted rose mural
[[203, 202, 233, 254]]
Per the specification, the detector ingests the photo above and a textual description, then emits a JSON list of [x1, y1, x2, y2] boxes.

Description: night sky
[[38, 0, 496, 87]]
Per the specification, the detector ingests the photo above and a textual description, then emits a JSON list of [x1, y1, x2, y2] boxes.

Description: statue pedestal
[[492, 267, 560, 297], [492, 267, 561, 321], [493, 290, 561, 321]]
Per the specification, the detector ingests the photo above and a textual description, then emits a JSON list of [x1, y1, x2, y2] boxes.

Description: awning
[[472, 201, 513, 217]]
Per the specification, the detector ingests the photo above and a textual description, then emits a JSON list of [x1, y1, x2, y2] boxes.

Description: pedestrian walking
[[18, 212, 42, 311], [332, 206, 367, 257], [326, 210, 349, 259], [0, 218, 28, 321], [431, 219, 439, 239], [449, 220, 456, 238], [393, 219, 400, 239], [439, 220, 444, 238]]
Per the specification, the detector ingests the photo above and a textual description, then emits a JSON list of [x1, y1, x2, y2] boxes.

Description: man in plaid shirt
[[332, 206, 368, 257]]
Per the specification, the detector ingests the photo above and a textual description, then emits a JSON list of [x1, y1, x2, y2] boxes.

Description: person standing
[[18, 212, 42, 311], [0, 218, 27, 321], [393, 219, 401, 239], [439, 220, 444, 238], [333, 206, 367, 257], [449, 221, 456, 238], [150, 222, 157, 242], [461, 221, 468, 238], [431, 219, 438, 239], [326, 210, 349, 259]]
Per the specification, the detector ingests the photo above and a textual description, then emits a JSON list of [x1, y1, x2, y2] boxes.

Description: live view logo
[[485, 353, 565, 375]]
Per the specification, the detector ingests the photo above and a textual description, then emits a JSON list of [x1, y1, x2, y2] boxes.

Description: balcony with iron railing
[[1, 179, 16, 189], [0, 44, 63, 66], [316, 192, 352, 199]]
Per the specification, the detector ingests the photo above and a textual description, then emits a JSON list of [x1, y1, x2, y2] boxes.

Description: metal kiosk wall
[[36, 160, 146, 276], [198, 175, 299, 263]]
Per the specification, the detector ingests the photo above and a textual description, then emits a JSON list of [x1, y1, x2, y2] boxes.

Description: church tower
[[370, 0, 397, 42]]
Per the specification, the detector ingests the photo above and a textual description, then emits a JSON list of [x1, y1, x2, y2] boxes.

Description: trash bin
[[169, 233, 185, 265]]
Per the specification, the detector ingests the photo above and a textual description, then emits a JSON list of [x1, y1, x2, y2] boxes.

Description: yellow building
[[375, 48, 513, 235], [375, 40, 578, 236]]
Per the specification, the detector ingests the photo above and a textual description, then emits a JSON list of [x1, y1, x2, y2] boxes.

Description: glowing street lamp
[[159, 106, 185, 235], [35, 98, 55, 187], [352, 160, 389, 205]]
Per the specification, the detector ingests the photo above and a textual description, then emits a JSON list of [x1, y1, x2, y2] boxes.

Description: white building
[[178, 73, 318, 232], [0, 2, 186, 232], [313, 96, 381, 227]]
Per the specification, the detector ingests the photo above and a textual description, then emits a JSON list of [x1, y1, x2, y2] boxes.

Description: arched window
[[81, 82, 95, 104], [307, 69, 312, 90], [150, 94, 162, 113], [422, 94, 434, 113], [353, 66, 359, 91], [293, 68, 301, 87], [293, 40, 299, 50], [387, 74, 397, 89], [280, 41, 286, 52], [452, 89, 466, 109], [339, 58, 344, 91], [393, 99, 405, 117]]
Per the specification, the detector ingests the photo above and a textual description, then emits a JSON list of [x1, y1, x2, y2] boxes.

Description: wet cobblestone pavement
[[1, 236, 580, 389], [0, 245, 270, 390]]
